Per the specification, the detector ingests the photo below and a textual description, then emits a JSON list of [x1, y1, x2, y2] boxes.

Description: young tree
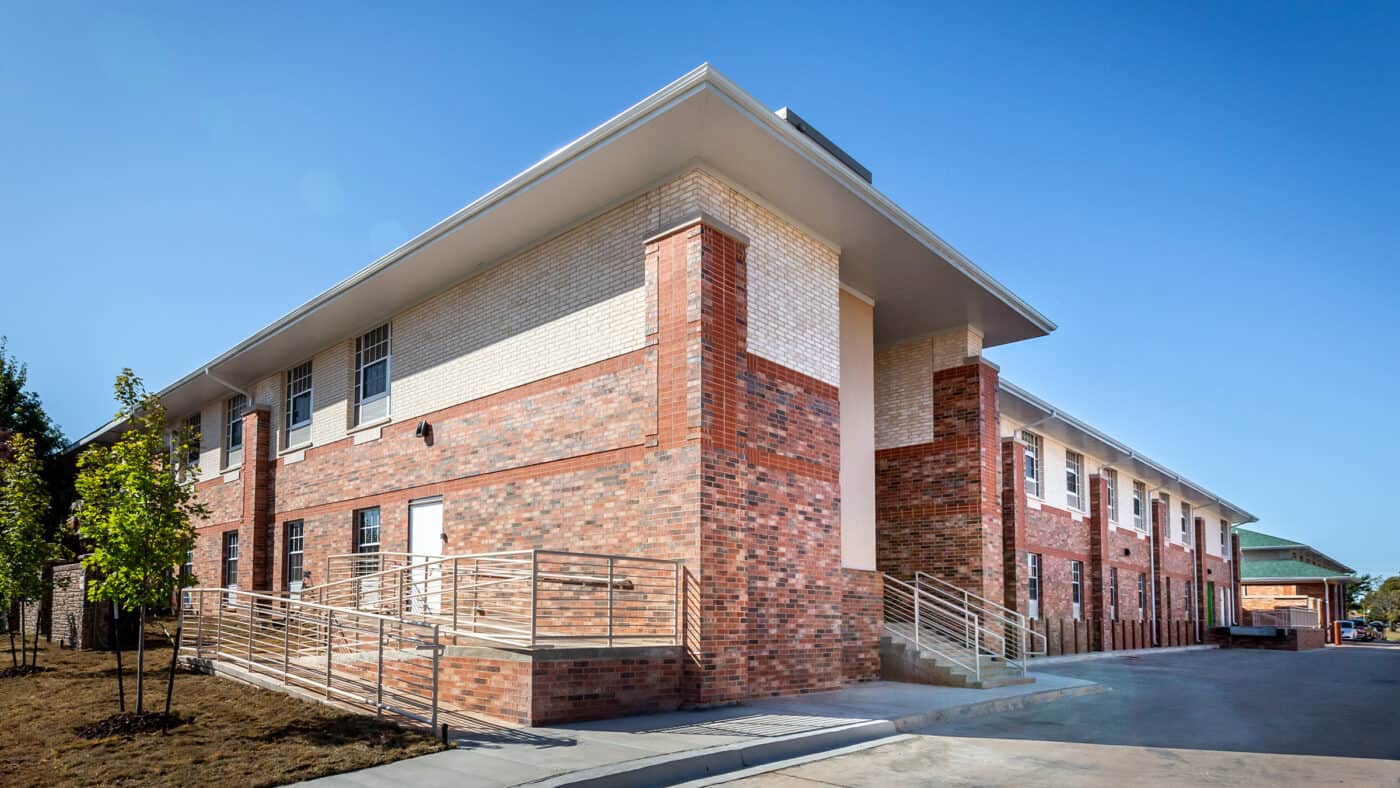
[[1367, 589, 1400, 626], [75, 370, 205, 715], [0, 433, 57, 669], [1346, 574, 1377, 616]]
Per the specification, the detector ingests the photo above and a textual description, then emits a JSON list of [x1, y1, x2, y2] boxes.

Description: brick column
[[1193, 516, 1208, 638], [1001, 436, 1027, 614], [1231, 532, 1243, 626], [238, 407, 275, 592], [1088, 474, 1111, 651], [1150, 497, 1168, 646]]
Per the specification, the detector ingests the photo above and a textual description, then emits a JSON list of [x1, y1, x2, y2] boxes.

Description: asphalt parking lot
[[722, 644, 1400, 787]]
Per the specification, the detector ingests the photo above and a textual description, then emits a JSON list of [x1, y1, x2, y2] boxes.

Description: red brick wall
[[188, 216, 851, 712], [875, 358, 1004, 603], [840, 569, 882, 682]]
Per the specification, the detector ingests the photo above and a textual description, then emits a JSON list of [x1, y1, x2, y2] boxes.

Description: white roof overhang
[[72, 63, 1053, 449]]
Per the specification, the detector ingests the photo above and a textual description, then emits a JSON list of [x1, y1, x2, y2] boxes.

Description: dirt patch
[[76, 711, 189, 739], [0, 624, 445, 786], [0, 664, 50, 678]]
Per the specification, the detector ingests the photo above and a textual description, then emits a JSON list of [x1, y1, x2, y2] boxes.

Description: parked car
[[1337, 620, 1359, 641], [1351, 618, 1373, 641], [1370, 621, 1386, 636]]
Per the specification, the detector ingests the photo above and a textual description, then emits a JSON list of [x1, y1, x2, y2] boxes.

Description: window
[[1220, 520, 1230, 553], [355, 324, 391, 425], [1185, 578, 1193, 615], [285, 361, 313, 447], [1137, 573, 1146, 619], [181, 547, 194, 605], [355, 508, 381, 553], [222, 532, 239, 589], [225, 394, 247, 466], [1181, 502, 1193, 545], [1021, 431, 1043, 498], [1071, 560, 1084, 620], [1104, 468, 1118, 522], [1109, 567, 1119, 620], [286, 521, 305, 591], [1132, 481, 1146, 530], [184, 413, 201, 468], [1159, 492, 1170, 533], [1027, 553, 1042, 619], [1065, 450, 1084, 510]]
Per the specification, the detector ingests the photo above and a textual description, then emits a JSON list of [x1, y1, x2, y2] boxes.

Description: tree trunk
[[112, 602, 125, 713], [136, 605, 146, 714], [30, 600, 39, 667], [17, 606, 26, 669], [163, 624, 181, 730]]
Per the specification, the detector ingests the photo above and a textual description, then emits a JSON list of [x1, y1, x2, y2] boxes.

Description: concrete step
[[880, 630, 1034, 690]]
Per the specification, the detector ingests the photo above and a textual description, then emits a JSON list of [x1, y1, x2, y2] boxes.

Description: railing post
[[376, 618, 385, 718], [194, 591, 204, 659], [399, 569, 406, 618], [451, 558, 460, 635], [431, 624, 440, 730], [672, 562, 681, 646], [913, 581, 921, 652], [325, 611, 334, 698], [282, 604, 291, 685], [607, 558, 615, 647], [247, 599, 255, 666], [529, 551, 539, 646], [215, 592, 224, 660], [472, 559, 480, 634]]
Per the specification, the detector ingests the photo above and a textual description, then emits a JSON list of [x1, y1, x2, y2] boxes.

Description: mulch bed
[[0, 664, 49, 678], [77, 711, 190, 739]]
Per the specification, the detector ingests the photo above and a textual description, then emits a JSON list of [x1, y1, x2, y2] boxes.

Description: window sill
[[348, 416, 390, 435], [279, 441, 313, 457]]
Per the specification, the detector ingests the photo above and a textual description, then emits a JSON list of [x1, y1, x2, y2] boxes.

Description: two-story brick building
[[73, 65, 1259, 720]]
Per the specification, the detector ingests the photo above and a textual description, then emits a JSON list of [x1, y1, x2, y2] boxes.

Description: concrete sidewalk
[[300, 674, 1102, 788]]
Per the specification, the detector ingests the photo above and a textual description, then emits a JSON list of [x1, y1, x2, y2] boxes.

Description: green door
[[1207, 581, 1216, 626]]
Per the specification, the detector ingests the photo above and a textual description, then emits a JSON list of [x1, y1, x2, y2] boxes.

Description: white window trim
[[1065, 449, 1084, 511], [1105, 468, 1119, 523], [1131, 480, 1146, 531], [1020, 430, 1043, 500], [285, 361, 314, 433], [354, 324, 392, 426]]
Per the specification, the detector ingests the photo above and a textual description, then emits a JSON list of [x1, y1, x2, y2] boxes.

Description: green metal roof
[[1240, 558, 1352, 581], [1233, 527, 1304, 549]]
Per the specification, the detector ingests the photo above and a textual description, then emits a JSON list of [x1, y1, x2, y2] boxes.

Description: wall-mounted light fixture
[[415, 420, 432, 440]]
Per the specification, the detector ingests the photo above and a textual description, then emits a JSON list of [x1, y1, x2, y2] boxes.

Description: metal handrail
[[914, 571, 1047, 668], [305, 548, 682, 649], [883, 574, 982, 682], [180, 587, 442, 727]]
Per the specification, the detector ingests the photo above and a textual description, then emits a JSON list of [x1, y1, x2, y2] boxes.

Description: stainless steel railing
[[1248, 607, 1319, 629], [306, 549, 682, 649], [883, 573, 985, 682], [180, 588, 442, 727], [914, 571, 1047, 672]]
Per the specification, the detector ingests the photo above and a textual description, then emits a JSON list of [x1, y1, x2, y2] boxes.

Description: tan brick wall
[[874, 337, 933, 450]]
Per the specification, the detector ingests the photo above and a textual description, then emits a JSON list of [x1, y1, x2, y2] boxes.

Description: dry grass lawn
[[0, 623, 445, 786]]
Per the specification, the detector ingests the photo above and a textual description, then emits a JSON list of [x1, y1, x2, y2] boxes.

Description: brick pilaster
[[1000, 436, 1027, 614], [1193, 516, 1208, 639], [1150, 497, 1168, 646], [238, 407, 275, 592], [1231, 532, 1243, 626], [1088, 474, 1111, 650]]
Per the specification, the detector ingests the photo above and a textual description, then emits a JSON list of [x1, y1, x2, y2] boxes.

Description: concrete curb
[[522, 682, 1105, 788], [1031, 644, 1217, 666]]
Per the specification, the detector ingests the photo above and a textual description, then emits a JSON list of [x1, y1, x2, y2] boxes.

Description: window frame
[[1109, 566, 1119, 620], [1065, 449, 1084, 511], [285, 520, 305, 591], [1020, 430, 1043, 499], [1137, 573, 1147, 619], [184, 412, 202, 468], [354, 507, 381, 554], [1104, 468, 1118, 523], [1220, 519, 1230, 554], [1132, 481, 1146, 530], [1070, 560, 1084, 620], [222, 531, 239, 589], [354, 324, 392, 425], [1181, 501, 1193, 545], [285, 361, 314, 436], [1027, 553, 1042, 619], [225, 394, 247, 467]]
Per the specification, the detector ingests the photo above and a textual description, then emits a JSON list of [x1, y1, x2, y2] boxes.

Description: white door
[[1027, 554, 1040, 620], [409, 499, 444, 615]]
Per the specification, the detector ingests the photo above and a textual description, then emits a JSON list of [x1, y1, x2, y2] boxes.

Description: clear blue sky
[[3, 3, 1396, 579]]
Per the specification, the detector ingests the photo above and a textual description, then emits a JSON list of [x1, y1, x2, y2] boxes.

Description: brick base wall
[[840, 568, 882, 682]]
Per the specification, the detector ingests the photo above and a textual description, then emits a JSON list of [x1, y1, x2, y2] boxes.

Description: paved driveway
[[722, 645, 1400, 786]]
